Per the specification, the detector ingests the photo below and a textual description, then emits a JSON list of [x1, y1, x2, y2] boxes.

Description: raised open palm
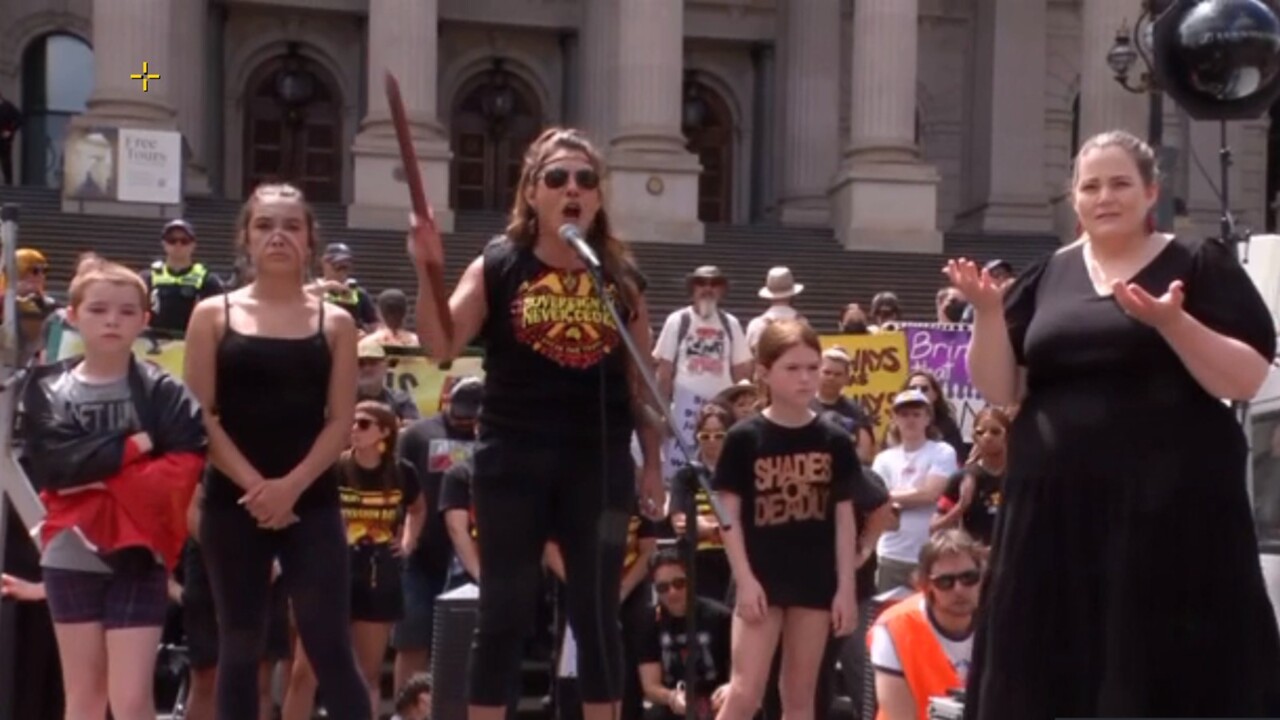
[[943, 258, 1004, 314]]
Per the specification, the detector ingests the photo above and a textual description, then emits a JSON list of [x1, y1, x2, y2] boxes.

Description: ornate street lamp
[[682, 71, 708, 132], [478, 59, 516, 135], [274, 43, 316, 125], [1106, 0, 1177, 227]]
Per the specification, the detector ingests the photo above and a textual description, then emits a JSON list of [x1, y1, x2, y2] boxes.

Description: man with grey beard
[[357, 335, 421, 423], [654, 266, 752, 481]]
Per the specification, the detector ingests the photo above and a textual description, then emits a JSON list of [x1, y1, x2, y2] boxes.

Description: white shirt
[[745, 305, 800, 352], [655, 306, 751, 402], [873, 440, 958, 563], [870, 596, 973, 683]]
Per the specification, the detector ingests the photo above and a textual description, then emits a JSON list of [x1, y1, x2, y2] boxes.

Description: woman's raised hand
[[943, 258, 1005, 316]]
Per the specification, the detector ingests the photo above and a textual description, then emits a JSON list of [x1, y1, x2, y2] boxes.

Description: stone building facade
[[1, 0, 1277, 248]]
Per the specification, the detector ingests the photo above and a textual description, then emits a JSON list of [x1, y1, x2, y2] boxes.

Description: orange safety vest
[[868, 593, 962, 720]]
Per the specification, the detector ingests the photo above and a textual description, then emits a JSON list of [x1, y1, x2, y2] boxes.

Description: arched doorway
[[450, 61, 544, 212], [1267, 101, 1279, 232], [242, 44, 343, 202], [681, 75, 733, 223], [20, 33, 93, 188]]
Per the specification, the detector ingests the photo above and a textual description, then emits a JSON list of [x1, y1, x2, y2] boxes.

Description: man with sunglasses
[[143, 219, 224, 335], [869, 529, 980, 720], [655, 265, 751, 480], [635, 548, 732, 720]]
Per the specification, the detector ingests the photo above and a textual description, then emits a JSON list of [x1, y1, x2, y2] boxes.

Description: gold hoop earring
[[377, 440, 388, 455]]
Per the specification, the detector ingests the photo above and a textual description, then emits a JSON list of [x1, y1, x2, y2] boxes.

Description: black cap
[[323, 242, 354, 263], [161, 219, 196, 240], [983, 259, 1014, 275], [447, 377, 483, 421]]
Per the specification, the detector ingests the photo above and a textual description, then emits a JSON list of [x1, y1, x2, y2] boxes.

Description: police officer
[[314, 242, 379, 332], [143, 219, 224, 334]]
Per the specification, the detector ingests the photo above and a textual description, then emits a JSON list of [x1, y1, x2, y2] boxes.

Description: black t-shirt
[[937, 464, 1003, 545], [337, 457, 421, 549], [325, 284, 379, 329], [143, 263, 225, 334], [398, 413, 476, 576], [811, 395, 870, 431], [438, 459, 475, 534], [712, 413, 869, 609], [637, 597, 733, 694], [478, 237, 635, 442], [855, 465, 890, 602]]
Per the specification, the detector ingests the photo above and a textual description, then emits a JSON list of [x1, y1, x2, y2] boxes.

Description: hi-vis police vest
[[325, 286, 361, 307], [869, 593, 962, 720], [150, 261, 208, 291]]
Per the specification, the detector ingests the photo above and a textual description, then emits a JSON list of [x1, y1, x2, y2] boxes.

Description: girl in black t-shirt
[[712, 321, 862, 720], [931, 407, 1008, 546], [282, 400, 424, 719]]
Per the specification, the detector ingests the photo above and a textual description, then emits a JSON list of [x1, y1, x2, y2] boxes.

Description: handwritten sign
[[820, 332, 910, 441]]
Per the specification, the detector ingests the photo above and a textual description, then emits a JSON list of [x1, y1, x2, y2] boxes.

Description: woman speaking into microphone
[[406, 127, 666, 720]]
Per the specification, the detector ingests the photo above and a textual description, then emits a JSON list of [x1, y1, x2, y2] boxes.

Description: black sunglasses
[[655, 577, 688, 595], [542, 167, 600, 191], [24, 266, 46, 276], [163, 235, 194, 246], [930, 569, 981, 591], [354, 417, 376, 430]]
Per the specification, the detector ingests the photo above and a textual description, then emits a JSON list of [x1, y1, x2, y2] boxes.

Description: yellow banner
[[819, 332, 910, 441], [53, 330, 485, 419]]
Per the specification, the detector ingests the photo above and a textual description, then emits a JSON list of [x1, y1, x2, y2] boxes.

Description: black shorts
[[44, 563, 168, 629], [183, 541, 291, 669], [350, 544, 404, 623]]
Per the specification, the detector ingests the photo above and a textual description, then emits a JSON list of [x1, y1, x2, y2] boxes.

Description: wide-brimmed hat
[[758, 266, 804, 300], [686, 265, 727, 287]]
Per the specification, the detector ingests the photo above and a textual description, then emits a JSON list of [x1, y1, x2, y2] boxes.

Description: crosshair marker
[[130, 61, 161, 92]]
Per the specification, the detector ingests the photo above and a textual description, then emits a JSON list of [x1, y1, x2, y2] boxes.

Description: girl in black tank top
[[182, 183, 368, 720], [404, 128, 667, 720]]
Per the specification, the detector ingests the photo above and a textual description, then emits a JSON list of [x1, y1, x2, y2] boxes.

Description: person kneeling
[[869, 530, 981, 720]]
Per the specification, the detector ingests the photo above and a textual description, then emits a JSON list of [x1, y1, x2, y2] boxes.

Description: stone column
[[1080, 0, 1147, 141], [171, 0, 210, 194], [348, 0, 453, 231], [607, 0, 703, 244], [776, 0, 841, 226], [66, 0, 178, 216], [960, 0, 1052, 233], [77, 0, 176, 129], [831, 0, 941, 252], [577, 0, 618, 144]]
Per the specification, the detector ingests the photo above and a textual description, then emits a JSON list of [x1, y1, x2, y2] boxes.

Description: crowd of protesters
[[2, 124, 1279, 720]]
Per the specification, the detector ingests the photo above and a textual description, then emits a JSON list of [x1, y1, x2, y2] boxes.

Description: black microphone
[[559, 223, 602, 271]]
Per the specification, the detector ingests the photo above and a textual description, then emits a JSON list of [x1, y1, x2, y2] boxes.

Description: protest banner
[[50, 325, 484, 418], [819, 331, 910, 441], [900, 322, 987, 441]]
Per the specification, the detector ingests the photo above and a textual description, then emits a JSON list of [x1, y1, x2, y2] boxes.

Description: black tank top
[[480, 237, 634, 442], [204, 293, 337, 509]]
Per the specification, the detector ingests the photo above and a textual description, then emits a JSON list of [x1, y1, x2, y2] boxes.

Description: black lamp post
[[274, 43, 316, 126], [1107, 0, 1176, 228], [682, 71, 708, 132], [478, 59, 516, 135]]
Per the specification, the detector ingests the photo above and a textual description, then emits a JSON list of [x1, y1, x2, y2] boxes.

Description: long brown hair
[[340, 400, 401, 492], [504, 127, 639, 312]]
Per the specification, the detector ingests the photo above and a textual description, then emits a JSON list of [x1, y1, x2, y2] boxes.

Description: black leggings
[[469, 430, 635, 706], [200, 499, 369, 720]]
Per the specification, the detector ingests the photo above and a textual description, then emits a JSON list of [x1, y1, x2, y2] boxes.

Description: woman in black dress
[[947, 129, 1280, 718]]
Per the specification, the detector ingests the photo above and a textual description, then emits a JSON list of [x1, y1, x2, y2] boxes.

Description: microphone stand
[[576, 253, 729, 720]]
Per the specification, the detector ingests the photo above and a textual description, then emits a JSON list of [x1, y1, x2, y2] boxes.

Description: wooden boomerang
[[385, 70, 454, 339]]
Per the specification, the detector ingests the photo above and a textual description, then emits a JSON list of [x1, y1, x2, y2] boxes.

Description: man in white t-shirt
[[873, 389, 958, 592], [869, 529, 980, 720], [654, 266, 752, 480], [744, 266, 807, 352]]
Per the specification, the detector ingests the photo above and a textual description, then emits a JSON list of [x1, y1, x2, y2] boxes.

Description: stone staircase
[[0, 185, 1060, 331]]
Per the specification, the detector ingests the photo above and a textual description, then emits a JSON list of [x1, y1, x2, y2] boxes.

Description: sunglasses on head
[[655, 577, 688, 595], [697, 430, 726, 443], [354, 417, 376, 431], [930, 569, 981, 591], [163, 235, 194, 246], [542, 167, 600, 191]]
